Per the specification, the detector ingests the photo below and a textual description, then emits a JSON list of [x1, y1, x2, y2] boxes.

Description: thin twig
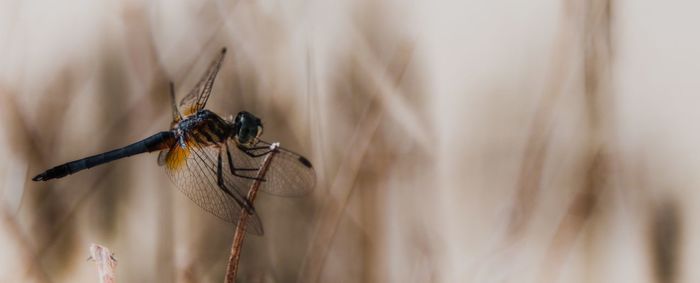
[[224, 143, 279, 283], [88, 244, 118, 283]]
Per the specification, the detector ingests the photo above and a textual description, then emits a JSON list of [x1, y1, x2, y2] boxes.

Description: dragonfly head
[[232, 111, 263, 147]]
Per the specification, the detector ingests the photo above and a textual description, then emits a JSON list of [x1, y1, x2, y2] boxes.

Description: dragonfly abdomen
[[33, 131, 175, 181]]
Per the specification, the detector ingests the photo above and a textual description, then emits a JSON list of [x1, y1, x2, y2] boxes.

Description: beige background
[[0, 0, 698, 282]]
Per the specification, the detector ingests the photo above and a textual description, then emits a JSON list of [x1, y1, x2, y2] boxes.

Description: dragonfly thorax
[[172, 110, 264, 149], [175, 109, 233, 147]]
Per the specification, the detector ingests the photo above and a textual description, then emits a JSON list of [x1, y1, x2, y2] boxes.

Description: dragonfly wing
[[179, 48, 227, 116], [157, 142, 264, 235], [226, 139, 316, 197]]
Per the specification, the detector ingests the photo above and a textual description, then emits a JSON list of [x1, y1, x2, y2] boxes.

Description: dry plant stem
[[298, 45, 413, 283], [650, 200, 682, 283], [538, 153, 606, 282], [505, 4, 578, 239], [88, 244, 118, 283], [1, 206, 51, 283], [538, 0, 613, 281], [224, 145, 279, 283]]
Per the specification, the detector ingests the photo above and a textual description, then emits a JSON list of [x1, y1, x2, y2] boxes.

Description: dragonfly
[[32, 48, 316, 235]]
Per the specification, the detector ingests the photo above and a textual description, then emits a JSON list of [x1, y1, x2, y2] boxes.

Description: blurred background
[[0, 0, 699, 282]]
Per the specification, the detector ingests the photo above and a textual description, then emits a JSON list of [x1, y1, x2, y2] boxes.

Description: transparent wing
[[227, 139, 316, 197], [157, 141, 264, 235], [179, 48, 227, 116]]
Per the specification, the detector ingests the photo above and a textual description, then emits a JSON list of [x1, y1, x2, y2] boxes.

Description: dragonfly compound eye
[[234, 112, 263, 146]]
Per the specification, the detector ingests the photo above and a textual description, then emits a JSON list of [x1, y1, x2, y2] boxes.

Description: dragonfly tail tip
[[32, 173, 48, 182]]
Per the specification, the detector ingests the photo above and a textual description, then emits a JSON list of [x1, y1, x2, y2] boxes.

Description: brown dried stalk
[[224, 143, 279, 283], [298, 41, 414, 283], [538, 0, 614, 281], [88, 244, 118, 283]]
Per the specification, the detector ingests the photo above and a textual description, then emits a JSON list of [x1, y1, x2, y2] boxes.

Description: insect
[[32, 48, 316, 234]]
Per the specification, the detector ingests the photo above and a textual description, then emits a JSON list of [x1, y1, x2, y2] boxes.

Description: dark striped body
[[176, 109, 233, 147], [32, 131, 175, 181], [32, 110, 237, 182]]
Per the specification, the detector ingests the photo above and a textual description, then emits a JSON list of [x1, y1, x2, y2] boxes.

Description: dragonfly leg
[[217, 150, 255, 213], [224, 144, 266, 182], [239, 145, 275, 158], [225, 143, 258, 171]]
